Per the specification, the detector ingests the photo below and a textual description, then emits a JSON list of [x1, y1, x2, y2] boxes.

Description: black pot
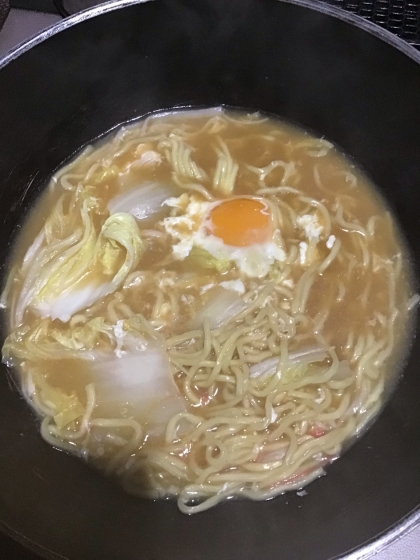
[[1, 1, 420, 559]]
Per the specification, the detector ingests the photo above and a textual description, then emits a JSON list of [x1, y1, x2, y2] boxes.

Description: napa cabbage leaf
[[107, 181, 177, 223], [15, 201, 144, 324], [189, 287, 248, 329], [186, 246, 232, 273], [31, 370, 85, 429]]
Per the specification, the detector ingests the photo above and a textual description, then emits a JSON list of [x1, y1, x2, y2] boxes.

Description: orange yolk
[[209, 198, 271, 247]]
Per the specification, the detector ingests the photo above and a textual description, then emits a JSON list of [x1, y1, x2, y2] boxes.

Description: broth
[[2, 108, 413, 513]]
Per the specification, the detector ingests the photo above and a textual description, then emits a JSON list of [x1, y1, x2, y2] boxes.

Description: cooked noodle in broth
[[2, 108, 414, 513]]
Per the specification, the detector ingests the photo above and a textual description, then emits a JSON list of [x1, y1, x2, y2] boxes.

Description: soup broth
[[2, 109, 413, 513]]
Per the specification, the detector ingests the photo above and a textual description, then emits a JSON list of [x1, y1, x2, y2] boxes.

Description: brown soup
[[2, 108, 414, 513]]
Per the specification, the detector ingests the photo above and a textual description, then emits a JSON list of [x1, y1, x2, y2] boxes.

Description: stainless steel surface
[[0, 5, 419, 560]]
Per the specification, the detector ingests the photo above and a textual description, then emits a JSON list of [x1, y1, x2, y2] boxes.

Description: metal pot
[[1, 1, 420, 559]]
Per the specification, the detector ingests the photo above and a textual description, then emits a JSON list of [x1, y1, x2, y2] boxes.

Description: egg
[[296, 213, 323, 240], [161, 195, 286, 278]]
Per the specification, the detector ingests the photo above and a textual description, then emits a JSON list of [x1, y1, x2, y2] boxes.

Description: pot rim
[[2, 0, 420, 71]]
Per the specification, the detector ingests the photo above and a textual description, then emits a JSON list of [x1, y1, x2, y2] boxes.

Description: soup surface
[[2, 109, 413, 513]]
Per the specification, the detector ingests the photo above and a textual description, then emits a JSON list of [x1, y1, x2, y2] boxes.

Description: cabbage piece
[[4, 310, 186, 436], [249, 346, 327, 380], [144, 395, 187, 437], [107, 182, 176, 223], [15, 198, 97, 323], [190, 288, 248, 329], [32, 370, 84, 429], [50, 317, 112, 350], [90, 316, 187, 435], [114, 313, 164, 350], [91, 351, 173, 406], [281, 363, 311, 384], [90, 342, 185, 426], [96, 213, 144, 289], [15, 206, 144, 323], [132, 150, 162, 168], [2, 314, 152, 365], [2, 317, 112, 363], [186, 246, 232, 273]]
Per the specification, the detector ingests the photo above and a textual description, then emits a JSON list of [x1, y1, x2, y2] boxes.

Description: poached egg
[[161, 195, 286, 278]]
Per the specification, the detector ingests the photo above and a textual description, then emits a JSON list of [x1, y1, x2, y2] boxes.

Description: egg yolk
[[209, 198, 271, 247]]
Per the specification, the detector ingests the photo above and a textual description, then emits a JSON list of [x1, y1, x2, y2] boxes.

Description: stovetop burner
[[324, 0, 420, 46]]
